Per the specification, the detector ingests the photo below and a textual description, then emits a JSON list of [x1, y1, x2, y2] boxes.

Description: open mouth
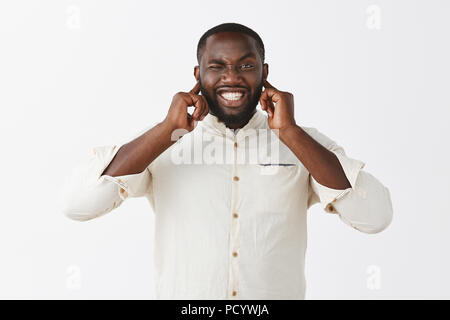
[[216, 88, 247, 107]]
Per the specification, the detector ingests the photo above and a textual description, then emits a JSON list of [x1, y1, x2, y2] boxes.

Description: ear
[[263, 63, 269, 81], [194, 66, 200, 81]]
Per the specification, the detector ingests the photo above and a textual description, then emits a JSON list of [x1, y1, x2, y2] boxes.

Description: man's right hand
[[163, 81, 210, 133]]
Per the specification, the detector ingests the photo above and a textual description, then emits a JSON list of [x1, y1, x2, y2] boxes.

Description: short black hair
[[196, 23, 265, 64]]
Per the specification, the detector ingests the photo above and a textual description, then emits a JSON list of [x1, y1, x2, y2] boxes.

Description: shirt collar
[[200, 108, 268, 137]]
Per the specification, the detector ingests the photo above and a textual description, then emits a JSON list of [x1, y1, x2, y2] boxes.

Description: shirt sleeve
[[304, 127, 393, 234], [60, 144, 153, 222]]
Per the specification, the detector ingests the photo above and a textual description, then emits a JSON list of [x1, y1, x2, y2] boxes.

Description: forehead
[[202, 32, 260, 62]]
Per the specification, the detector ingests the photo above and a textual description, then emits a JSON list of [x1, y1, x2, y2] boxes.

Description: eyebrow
[[238, 52, 257, 61], [207, 52, 257, 64]]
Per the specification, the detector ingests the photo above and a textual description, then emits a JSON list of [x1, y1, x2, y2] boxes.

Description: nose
[[220, 65, 243, 85]]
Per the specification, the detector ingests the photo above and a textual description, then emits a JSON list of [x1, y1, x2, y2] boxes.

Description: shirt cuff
[[90, 144, 152, 200], [311, 150, 366, 214], [101, 172, 151, 201]]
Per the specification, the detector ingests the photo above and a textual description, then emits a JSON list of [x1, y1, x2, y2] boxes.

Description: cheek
[[200, 72, 219, 89], [244, 72, 263, 90], [246, 67, 263, 81]]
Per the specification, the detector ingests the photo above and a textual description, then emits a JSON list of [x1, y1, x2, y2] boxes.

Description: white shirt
[[61, 109, 393, 300]]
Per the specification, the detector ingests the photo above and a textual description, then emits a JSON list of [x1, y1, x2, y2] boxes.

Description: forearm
[[102, 121, 176, 177], [278, 125, 351, 190]]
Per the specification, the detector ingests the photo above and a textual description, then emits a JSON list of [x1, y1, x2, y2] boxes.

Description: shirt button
[[233, 213, 239, 219], [232, 291, 237, 296], [232, 252, 238, 257], [233, 176, 239, 181], [234, 142, 238, 148]]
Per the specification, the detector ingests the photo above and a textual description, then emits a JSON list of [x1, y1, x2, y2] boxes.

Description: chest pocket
[[256, 163, 297, 176], [239, 163, 301, 211]]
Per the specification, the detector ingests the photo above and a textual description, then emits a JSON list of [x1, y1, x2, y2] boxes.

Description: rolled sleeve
[[305, 127, 393, 234], [309, 149, 366, 208], [60, 144, 153, 222]]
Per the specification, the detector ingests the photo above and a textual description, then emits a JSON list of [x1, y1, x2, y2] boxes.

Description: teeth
[[220, 92, 244, 101]]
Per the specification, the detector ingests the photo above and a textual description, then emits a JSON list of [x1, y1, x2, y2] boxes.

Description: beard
[[199, 78, 264, 129]]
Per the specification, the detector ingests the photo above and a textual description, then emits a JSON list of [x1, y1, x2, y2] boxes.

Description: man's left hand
[[259, 80, 297, 131]]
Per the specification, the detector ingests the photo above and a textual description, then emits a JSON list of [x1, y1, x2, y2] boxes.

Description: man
[[61, 23, 393, 299]]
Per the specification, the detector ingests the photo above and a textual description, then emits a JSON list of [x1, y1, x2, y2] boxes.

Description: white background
[[0, 0, 449, 299]]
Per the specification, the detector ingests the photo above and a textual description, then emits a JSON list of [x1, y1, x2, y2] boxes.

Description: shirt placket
[[227, 132, 240, 299]]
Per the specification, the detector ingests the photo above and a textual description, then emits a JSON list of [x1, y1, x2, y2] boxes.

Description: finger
[[187, 107, 197, 130], [260, 90, 274, 117], [187, 113, 194, 130], [268, 95, 275, 111], [263, 80, 279, 112], [189, 81, 200, 95], [188, 93, 204, 120], [261, 86, 281, 104], [195, 96, 206, 121], [260, 98, 273, 117], [194, 95, 207, 117], [259, 90, 268, 111], [182, 92, 200, 119], [263, 79, 277, 90], [188, 117, 196, 131]]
